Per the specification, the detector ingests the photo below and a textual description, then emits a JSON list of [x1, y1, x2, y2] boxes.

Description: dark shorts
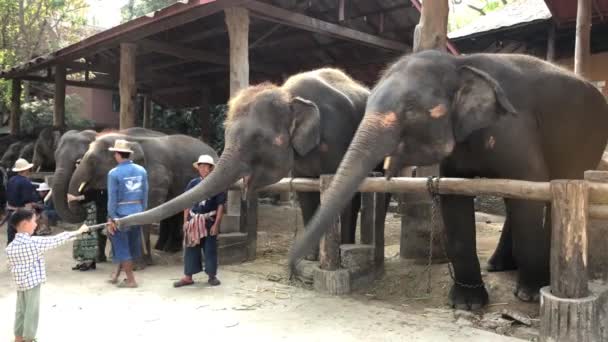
[[109, 226, 142, 263]]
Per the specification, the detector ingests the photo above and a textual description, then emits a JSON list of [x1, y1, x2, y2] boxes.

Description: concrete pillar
[[119, 43, 137, 129], [53, 65, 66, 128]]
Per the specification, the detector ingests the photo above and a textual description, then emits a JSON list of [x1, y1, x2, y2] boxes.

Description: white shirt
[[6, 232, 77, 291]]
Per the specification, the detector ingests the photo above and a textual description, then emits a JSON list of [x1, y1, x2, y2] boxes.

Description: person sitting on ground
[[173, 154, 225, 288], [6, 208, 90, 342], [5, 159, 38, 245]]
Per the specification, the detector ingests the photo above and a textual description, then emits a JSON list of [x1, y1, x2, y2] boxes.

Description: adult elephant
[[115, 68, 386, 256], [32, 126, 67, 171], [1, 140, 31, 168], [288, 50, 608, 310], [18, 142, 35, 163], [66, 131, 217, 259]]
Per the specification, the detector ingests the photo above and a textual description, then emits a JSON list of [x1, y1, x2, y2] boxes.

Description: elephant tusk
[[78, 181, 87, 193], [35, 166, 41, 172], [383, 156, 392, 171]]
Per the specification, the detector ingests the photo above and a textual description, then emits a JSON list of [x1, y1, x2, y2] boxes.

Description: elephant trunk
[[116, 148, 243, 227], [288, 112, 400, 269], [52, 166, 87, 223]]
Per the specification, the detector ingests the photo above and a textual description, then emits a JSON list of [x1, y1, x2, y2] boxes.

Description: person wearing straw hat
[[106, 139, 148, 288], [5, 158, 38, 245], [173, 154, 225, 287]]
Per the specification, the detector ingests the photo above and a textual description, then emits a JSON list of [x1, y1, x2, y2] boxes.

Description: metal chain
[[426, 176, 485, 289]]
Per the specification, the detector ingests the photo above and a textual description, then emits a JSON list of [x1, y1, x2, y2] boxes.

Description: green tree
[[121, 0, 177, 22], [20, 94, 93, 133]]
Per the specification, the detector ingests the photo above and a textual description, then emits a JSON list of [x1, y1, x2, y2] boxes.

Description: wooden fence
[[230, 171, 606, 341]]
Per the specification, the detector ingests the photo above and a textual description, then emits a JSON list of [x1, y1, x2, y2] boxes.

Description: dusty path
[[0, 222, 524, 341]]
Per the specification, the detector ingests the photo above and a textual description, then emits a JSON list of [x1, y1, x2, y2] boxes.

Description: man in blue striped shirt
[[6, 209, 89, 342]]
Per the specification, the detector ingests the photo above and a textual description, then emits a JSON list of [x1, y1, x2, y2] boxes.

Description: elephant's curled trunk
[[288, 114, 399, 269], [116, 149, 243, 227]]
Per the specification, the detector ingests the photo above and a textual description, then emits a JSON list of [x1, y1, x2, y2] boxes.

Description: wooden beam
[[54, 65, 66, 128], [178, 27, 227, 44], [10, 79, 21, 135], [338, 0, 345, 22], [120, 43, 137, 129], [18, 75, 118, 90], [244, 1, 409, 52], [575, 0, 592, 78], [250, 24, 282, 49]]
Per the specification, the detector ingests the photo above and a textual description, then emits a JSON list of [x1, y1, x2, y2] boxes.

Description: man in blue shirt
[[6, 158, 38, 245], [173, 154, 225, 287], [106, 139, 148, 288]]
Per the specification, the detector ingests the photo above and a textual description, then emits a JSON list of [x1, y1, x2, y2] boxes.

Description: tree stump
[[540, 287, 599, 342]]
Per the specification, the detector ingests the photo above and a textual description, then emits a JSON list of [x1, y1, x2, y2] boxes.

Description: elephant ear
[[290, 97, 321, 156], [452, 66, 517, 142], [129, 142, 146, 167]]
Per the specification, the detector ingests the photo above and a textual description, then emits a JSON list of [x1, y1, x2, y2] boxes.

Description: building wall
[[558, 51, 608, 96], [66, 86, 119, 128]]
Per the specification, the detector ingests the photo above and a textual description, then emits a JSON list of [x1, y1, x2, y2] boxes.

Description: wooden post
[[119, 43, 137, 129], [374, 191, 386, 266], [244, 191, 258, 261], [360, 192, 375, 245], [319, 175, 341, 271], [413, 0, 449, 52], [53, 65, 66, 128], [540, 180, 599, 342], [199, 87, 212, 143], [584, 171, 608, 281], [225, 7, 249, 98], [360, 172, 385, 265], [546, 24, 556, 62], [574, 0, 591, 78], [142, 95, 151, 128], [9, 79, 21, 135]]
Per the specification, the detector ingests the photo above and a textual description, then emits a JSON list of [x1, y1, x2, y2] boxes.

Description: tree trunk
[[54, 64, 66, 128], [413, 0, 449, 53], [119, 43, 137, 129], [10, 79, 21, 135], [574, 0, 591, 78]]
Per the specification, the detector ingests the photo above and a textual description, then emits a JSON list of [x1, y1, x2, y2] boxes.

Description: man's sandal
[[173, 279, 194, 288]]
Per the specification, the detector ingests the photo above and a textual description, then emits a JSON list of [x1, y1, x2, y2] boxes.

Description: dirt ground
[[0, 203, 537, 341]]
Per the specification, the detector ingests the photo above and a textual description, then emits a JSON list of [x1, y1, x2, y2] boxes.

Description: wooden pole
[[574, 0, 592, 78], [142, 95, 151, 128], [540, 179, 598, 341], [360, 192, 375, 245], [225, 7, 249, 98], [584, 171, 608, 281], [413, 0, 449, 53], [53, 65, 66, 128], [9, 79, 21, 135], [374, 191, 386, 266], [119, 43, 137, 129], [199, 86, 211, 143], [550, 180, 589, 298], [319, 175, 341, 271], [546, 24, 556, 62]]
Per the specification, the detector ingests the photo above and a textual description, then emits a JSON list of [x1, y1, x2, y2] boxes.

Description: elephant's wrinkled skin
[[116, 68, 387, 255], [289, 51, 608, 310], [1, 140, 32, 168], [32, 126, 67, 171], [67, 131, 217, 256]]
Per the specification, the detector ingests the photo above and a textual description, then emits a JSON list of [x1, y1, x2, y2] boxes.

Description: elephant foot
[[514, 283, 541, 302], [162, 244, 181, 253], [304, 252, 319, 261], [448, 283, 489, 310], [144, 255, 155, 266], [96, 254, 108, 263], [486, 253, 517, 272]]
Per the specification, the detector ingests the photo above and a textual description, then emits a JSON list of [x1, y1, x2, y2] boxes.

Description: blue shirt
[[107, 160, 148, 219], [186, 177, 226, 227], [6, 175, 37, 208]]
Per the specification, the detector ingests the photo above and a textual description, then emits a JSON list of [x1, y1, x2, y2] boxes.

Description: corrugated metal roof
[[448, 0, 551, 39]]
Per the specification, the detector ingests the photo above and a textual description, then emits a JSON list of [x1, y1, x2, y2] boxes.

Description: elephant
[[1, 140, 31, 168], [18, 142, 35, 163], [115, 68, 388, 257], [32, 126, 67, 171], [288, 50, 608, 310], [65, 131, 217, 259]]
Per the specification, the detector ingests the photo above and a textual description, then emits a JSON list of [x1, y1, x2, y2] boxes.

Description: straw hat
[[37, 182, 51, 192], [193, 154, 216, 168], [12, 158, 34, 172], [108, 139, 134, 153]]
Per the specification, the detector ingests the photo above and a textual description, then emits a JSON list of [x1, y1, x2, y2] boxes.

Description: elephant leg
[[298, 191, 321, 261], [96, 230, 108, 263], [340, 192, 361, 244], [163, 214, 183, 253], [155, 219, 169, 251], [486, 208, 517, 272], [507, 199, 550, 302], [94, 194, 108, 262], [142, 224, 154, 265], [440, 193, 488, 310]]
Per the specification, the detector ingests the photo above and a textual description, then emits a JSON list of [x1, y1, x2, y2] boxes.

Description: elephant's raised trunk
[[52, 166, 87, 223], [288, 112, 400, 269], [116, 148, 243, 227]]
